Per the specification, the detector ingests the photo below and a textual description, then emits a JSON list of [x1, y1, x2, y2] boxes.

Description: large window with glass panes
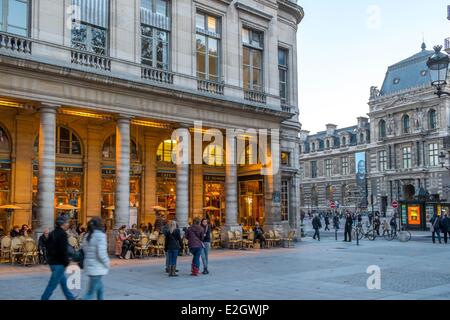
[[281, 179, 289, 222], [242, 27, 263, 92], [196, 12, 220, 82], [141, 0, 170, 70], [71, 0, 109, 55], [278, 48, 288, 105], [0, 0, 29, 36]]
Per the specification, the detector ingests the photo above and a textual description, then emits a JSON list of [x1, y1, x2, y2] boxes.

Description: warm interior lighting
[[0, 99, 24, 108], [60, 109, 113, 120], [132, 119, 171, 129]]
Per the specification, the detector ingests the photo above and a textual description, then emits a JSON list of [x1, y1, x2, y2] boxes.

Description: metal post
[[356, 222, 360, 246]]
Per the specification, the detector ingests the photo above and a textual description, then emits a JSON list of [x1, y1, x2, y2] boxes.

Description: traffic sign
[[392, 200, 399, 209], [330, 201, 336, 209]]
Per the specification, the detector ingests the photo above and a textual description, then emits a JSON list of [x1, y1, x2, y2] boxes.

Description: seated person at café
[[128, 224, 141, 240], [0, 226, 4, 237], [38, 229, 49, 264], [154, 212, 167, 233], [147, 222, 153, 234], [115, 225, 127, 259], [20, 224, 30, 237], [253, 222, 266, 248], [10, 225, 20, 237]]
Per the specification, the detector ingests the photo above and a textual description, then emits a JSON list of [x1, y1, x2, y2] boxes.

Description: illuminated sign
[[407, 206, 421, 225]]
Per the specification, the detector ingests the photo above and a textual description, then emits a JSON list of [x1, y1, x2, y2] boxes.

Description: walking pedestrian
[[41, 216, 77, 300], [442, 213, 450, 244], [390, 215, 397, 237], [81, 217, 110, 300], [430, 213, 442, 244], [163, 220, 182, 277], [332, 213, 340, 230], [200, 218, 211, 275], [324, 215, 330, 231], [373, 214, 381, 236], [185, 218, 204, 276], [38, 229, 49, 264], [312, 214, 322, 241], [344, 213, 353, 242]]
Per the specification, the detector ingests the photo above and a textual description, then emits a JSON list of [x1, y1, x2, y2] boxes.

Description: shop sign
[[56, 166, 83, 173], [401, 205, 407, 225], [157, 172, 176, 179], [407, 206, 421, 225], [0, 163, 11, 170], [102, 169, 115, 175], [204, 175, 225, 182]]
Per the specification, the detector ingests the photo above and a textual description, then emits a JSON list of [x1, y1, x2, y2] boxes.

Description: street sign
[[392, 200, 399, 209], [330, 201, 336, 209]]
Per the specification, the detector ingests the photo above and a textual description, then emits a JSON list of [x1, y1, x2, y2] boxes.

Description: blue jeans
[[165, 251, 169, 269], [189, 248, 202, 268], [200, 242, 210, 270], [167, 250, 178, 266], [432, 230, 442, 243], [83, 276, 104, 300], [41, 265, 76, 300]]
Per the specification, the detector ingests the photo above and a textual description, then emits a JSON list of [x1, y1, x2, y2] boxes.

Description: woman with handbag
[[163, 220, 182, 277], [81, 217, 110, 300], [115, 225, 127, 259], [200, 218, 211, 275], [185, 218, 205, 276]]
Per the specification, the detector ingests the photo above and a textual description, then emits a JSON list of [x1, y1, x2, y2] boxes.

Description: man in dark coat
[[344, 213, 353, 242], [312, 214, 322, 241], [442, 213, 450, 244], [41, 216, 77, 300], [324, 214, 330, 231], [430, 213, 442, 244], [38, 229, 49, 264]]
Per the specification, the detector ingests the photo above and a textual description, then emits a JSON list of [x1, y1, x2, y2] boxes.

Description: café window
[[157, 139, 177, 162], [71, 0, 109, 55], [0, 126, 10, 153], [242, 27, 263, 92], [196, 12, 221, 82], [281, 152, 290, 166], [0, 0, 29, 36], [203, 144, 224, 166], [102, 135, 139, 162]]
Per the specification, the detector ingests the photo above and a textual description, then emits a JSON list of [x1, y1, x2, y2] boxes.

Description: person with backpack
[[441, 213, 450, 244], [81, 217, 110, 300], [430, 213, 442, 244], [324, 214, 330, 231], [200, 218, 212, 275], [163, 220, 182, 277], [185, 218, 204, 276], [41, 216, 77, 300], [312, 214, 322, 241]]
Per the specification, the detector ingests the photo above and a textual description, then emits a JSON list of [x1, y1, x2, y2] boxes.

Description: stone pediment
[[384, 96, 424, 110]]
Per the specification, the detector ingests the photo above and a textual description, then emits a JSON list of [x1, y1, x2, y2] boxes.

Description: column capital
[[115, 114, 133, 122], [38, 103, 60, 112]]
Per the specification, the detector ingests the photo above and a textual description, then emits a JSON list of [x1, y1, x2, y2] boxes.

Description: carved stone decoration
[[370, 86, 380, 100], [413, 108, 424, 131], [387, 114, 395, 135]]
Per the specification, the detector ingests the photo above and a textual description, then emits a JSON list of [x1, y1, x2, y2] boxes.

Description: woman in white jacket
[[82, 217, 110, 300]]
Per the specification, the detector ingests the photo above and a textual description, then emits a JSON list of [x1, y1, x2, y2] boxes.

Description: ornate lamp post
[[427, 45, 450, 98]]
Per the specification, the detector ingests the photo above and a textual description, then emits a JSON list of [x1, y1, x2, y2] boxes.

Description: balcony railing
[[197, 79, 224, 95], [141, 66, 174, 84], [244, 89, 267, 104], [0, 32, 32, 54], [71, 50, 111, 71], [281, 104, 292, 112]]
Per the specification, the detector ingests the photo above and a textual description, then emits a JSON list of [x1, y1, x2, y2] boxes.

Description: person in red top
[[185, 218, 204, 276]]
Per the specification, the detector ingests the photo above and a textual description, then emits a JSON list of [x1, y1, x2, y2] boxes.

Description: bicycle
[[352, 222, 376, 241], [383, 226, 411, 242]]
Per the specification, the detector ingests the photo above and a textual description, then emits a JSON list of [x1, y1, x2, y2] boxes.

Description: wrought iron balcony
[[71, 50, 111, 71], [197, 79, 224, 95], [141, 66, 174, 84], [0, 32, 32, 54], [244, 89, 267, 104]]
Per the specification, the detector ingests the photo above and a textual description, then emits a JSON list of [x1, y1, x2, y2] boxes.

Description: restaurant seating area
[[226, 229, 297, 250], [0, 236, 40, 266]]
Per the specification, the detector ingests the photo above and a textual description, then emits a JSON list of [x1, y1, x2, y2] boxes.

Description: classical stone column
[[114, 116, 131, 229], [84, 125, 102, 222], [36, 104, 57, 234], [175, 128, 190, 229]]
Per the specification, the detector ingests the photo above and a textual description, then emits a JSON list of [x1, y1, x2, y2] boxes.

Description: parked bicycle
[[352, 222, 376, 241], [384, 226, 411, 242]]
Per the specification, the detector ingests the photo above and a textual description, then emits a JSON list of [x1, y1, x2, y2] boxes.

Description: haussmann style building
[[0, 0, 304, 246]]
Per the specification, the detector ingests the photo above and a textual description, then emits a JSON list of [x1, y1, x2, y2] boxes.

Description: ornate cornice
[[235, 2, 273, 21], [277, 0, 304, 25]]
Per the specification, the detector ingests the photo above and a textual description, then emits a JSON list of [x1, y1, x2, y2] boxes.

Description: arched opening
[[429, 109, 437, 130], [311, 186, 319, 208], [156, 139, 178, 221], [326, 184, 333, 203], [33, 126, 84, 227], [402, 115, 410, 134], [101, 134, 142, 228], [341, 136, 346, 146], [203, 144, 224, 167], [203, 144, 225, 227], [0, 124, 11, 231], [379, 120, 386, 139], [341, 184, 347, 206], [359, 133, 364, 144]]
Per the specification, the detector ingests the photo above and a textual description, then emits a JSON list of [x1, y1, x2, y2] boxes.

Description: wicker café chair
[[152, 234, 165, 257], [68, 235, 79, 250], [134, 236, 149, 258], [282, 230, 296, 248], [1, 236, 12, 263], [10, 237, 24, 265], [233, 230, 244, 249], [243, 232, 255, 249], [227, 231, 239, 249], [22, 239, 39, 266], [211, 230, 221, 249], [273, 230, 282, 247]]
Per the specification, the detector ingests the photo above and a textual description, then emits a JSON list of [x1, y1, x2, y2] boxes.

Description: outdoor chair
[[243, 232, 255, 249], [134, 236, 149, 258], [233, 230, 244, 249], [211, 230, 221, 249], [227, 231, 239, 249], [10, 237, 23, 265], [152, 234, 165, 257], [22, 239, 39, 266], [282, 230, 296, 248], [273, 231, 282, 247], [264, 232, 274, 248], [0, 236, 11, 263]]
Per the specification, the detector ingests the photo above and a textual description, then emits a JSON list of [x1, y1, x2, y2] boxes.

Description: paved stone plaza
[[0, 233, 449, 300]]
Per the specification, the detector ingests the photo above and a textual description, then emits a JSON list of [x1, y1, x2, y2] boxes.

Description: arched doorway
[[101, 134, 142, 229], [0, 124, 11, 231], [33, 126, 84, 227], [403, 184, 416, 201], [203, 144, 225, 227], [156, 139, 177, 221]]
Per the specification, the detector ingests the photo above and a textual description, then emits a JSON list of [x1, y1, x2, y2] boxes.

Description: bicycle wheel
[[399, 230, 411, 242], [383, 232, 395, 241], [366, 230, 376, 241]]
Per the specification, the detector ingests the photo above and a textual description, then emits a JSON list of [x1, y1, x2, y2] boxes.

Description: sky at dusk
[[297, 0, 450, 134]]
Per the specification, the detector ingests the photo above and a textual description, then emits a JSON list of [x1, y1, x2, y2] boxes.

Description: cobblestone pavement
[[0, 237, 449, 300]]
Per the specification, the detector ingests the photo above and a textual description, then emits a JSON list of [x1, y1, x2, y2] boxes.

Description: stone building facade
[[368, 43, 450, 216], [299, 118, 371, 212], [0, 0, 304, 241]]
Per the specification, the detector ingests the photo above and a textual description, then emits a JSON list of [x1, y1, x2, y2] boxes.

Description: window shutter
[[72, 0, 109, 29]]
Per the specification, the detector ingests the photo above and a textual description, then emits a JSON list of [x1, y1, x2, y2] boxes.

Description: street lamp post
[[427, 45, 450, 98]]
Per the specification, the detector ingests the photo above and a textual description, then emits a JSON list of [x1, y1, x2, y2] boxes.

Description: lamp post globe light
[[427, 45, 450, 98]]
